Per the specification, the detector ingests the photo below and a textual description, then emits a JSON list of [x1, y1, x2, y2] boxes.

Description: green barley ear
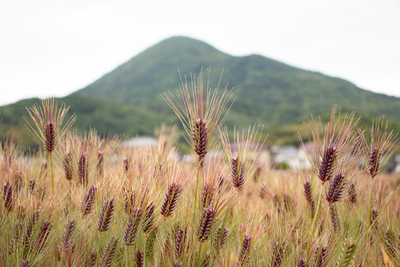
[[145, 227, 158, 259], [337, 238, 356, 267]]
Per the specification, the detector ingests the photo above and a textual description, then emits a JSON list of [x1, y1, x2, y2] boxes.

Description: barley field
[[1, 77, 399, 266]]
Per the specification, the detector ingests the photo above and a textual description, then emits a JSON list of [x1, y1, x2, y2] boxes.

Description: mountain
[[2, 36, 400, 147], [73, 36, 400, 126]]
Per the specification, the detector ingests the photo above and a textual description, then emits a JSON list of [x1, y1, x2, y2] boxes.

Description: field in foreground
[[1, 80, 400, 266], [1, 122, 400, 267]]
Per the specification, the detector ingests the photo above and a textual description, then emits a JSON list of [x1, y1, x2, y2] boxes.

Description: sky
[[1, 0, 399, 106]]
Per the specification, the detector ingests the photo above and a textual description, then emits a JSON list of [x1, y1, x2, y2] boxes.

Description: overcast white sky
[[1, 0, 399, 106]]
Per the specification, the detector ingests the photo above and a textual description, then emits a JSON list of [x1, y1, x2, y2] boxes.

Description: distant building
[[120, 136, 158, 148], [271, 143, 312, 170]]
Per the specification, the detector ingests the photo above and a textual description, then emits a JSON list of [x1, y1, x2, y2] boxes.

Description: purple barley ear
[[384, 230, 396, 257], [82, 185, 97, 218], [370, 208, 379, 230], [213, 227, 229, 253], [163, 232, 173, 257], [63, 152, 74, 180], [23, 209, 40, 249], [78, 152, 88, 186], [326, 172, 346, 204], [318, 145, 337, 183], [217, 175, 225, 192], [44, 121, 55, 153], [20, 260, 29, 267], [17, 205, 26, 220], [142, 201, 155, 233], [84, 250, 97, 267], [123, 157, 130, 174], [202, 253, 212, 267], [329, 203, 341, 232], [368, 147, 382, 178], [98, 197, 115, 232], [28, 179, 35, 195], [304, 181, 313, 202], [315, 246, 328, 267], [283, 194, 294, 212], [200, 182, 215, 209], [61, 220, 75, 254], [192, 118, 208, 165], [232, 157, 245, 190], [123, 208, 142, 246], [239, 234, 252, 266], [160, 183, 182, 217], [197, 206, 216, 242], [34, 219, 52, 254], [3, 181, 13, 212], [175, 224, 184, 259], [273, 195, 282, 214], [271, 241, 286, 267], [9, 221, 24, 254], [174, 262, 183, 267], [348, 183, 357, 204], [304, 181, 316, 218], [123, 188, 136, 214], [99, 237, 118, 267], [297, 258, 306, 267], [134, 250, 144, 267], [14, 171, 24, 194]]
